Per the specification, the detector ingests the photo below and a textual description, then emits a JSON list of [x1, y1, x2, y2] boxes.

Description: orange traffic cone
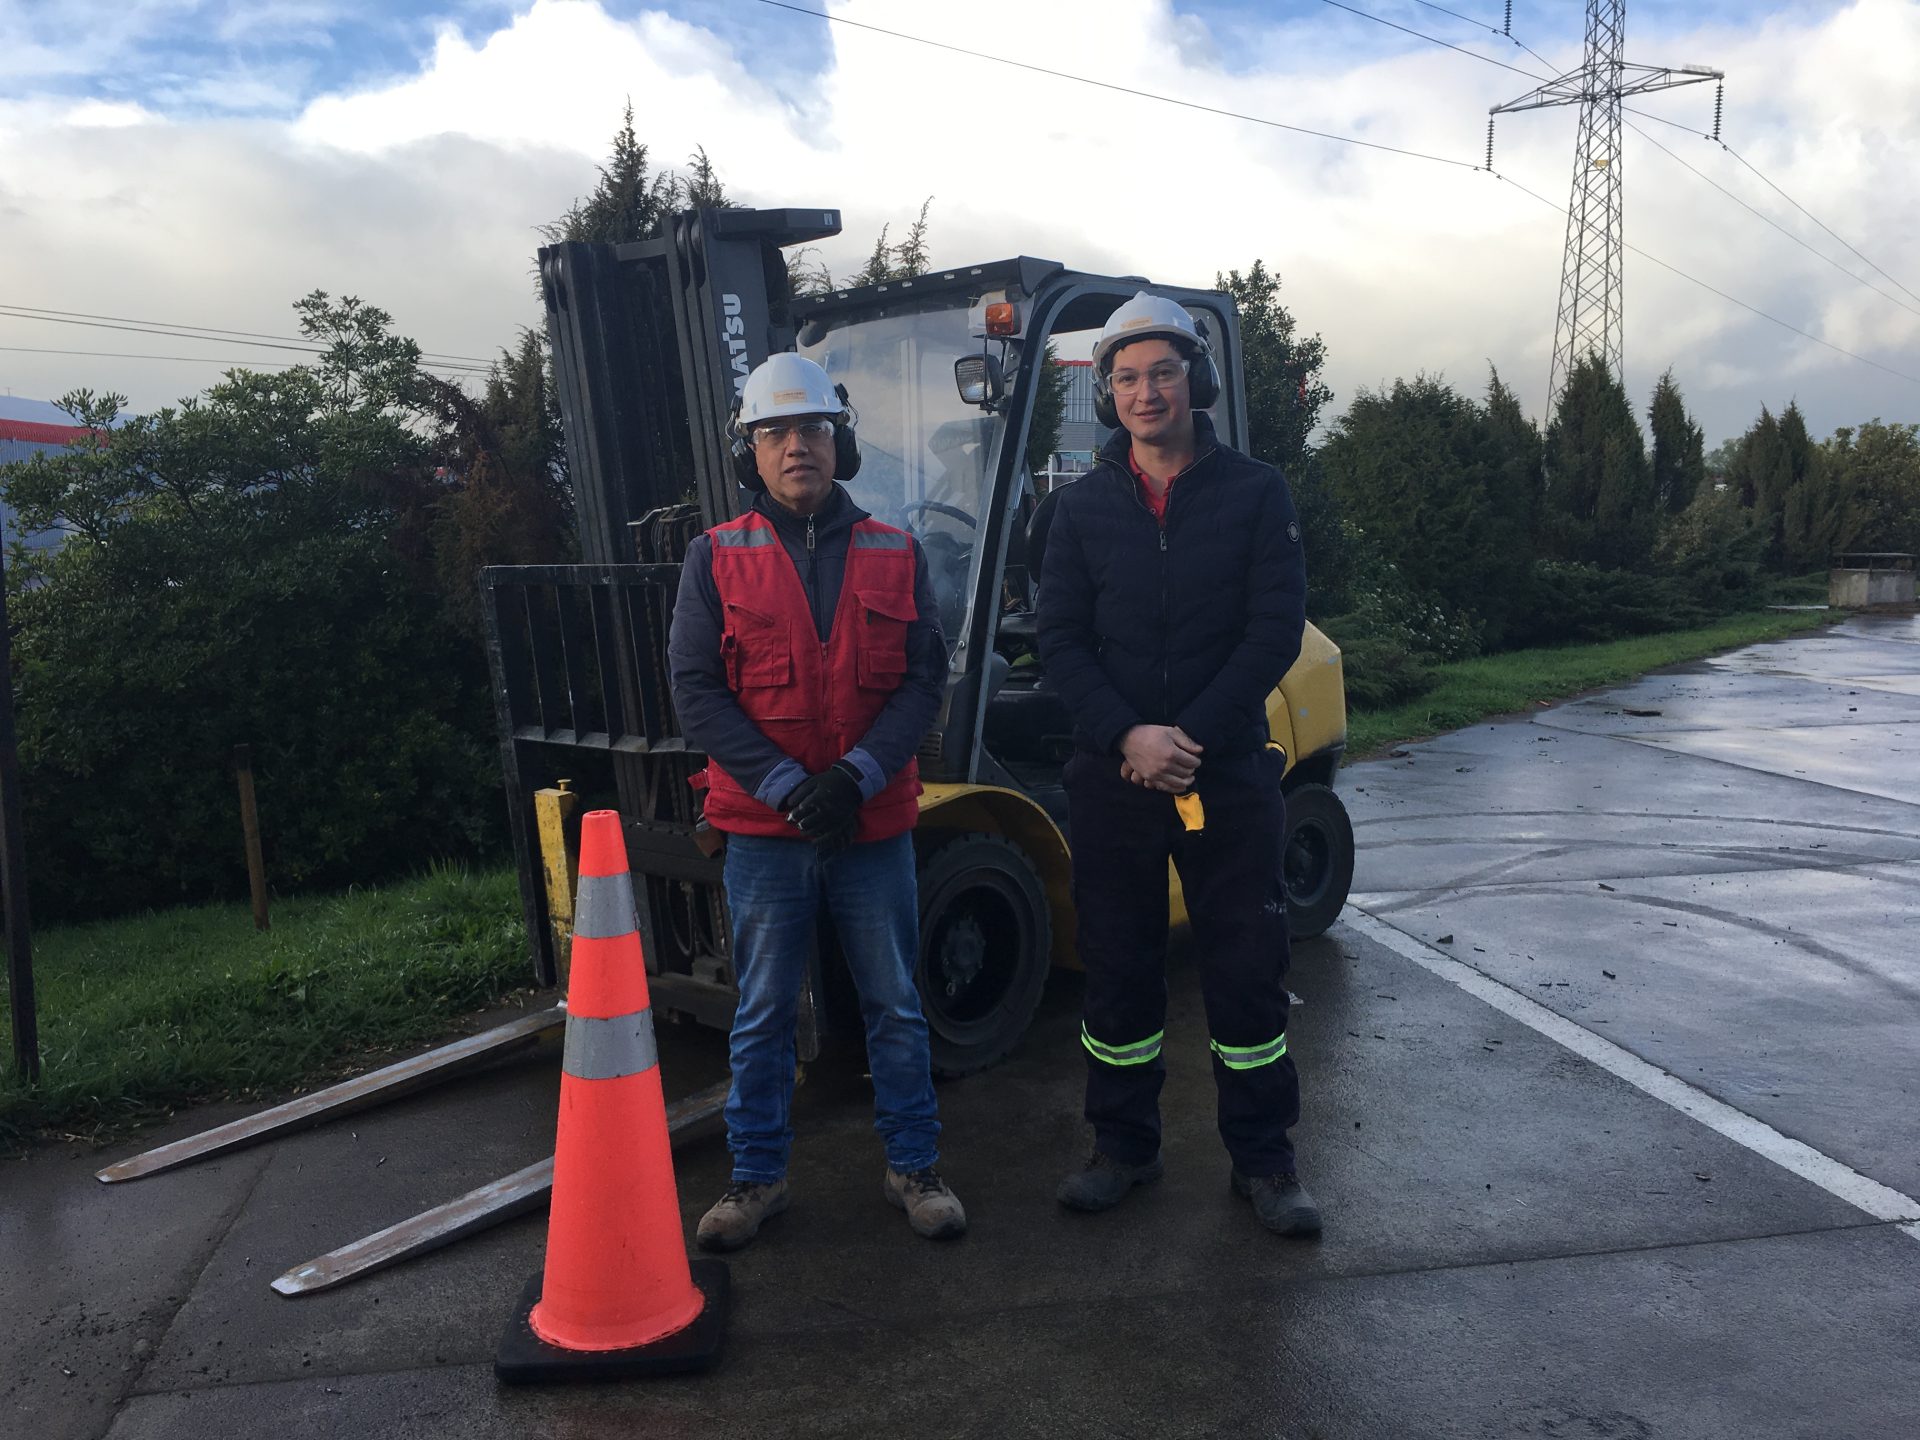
[[495, 809, 729, 1383]]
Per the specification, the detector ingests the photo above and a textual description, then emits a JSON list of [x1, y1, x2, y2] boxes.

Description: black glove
[[781, 760, 865, 847]]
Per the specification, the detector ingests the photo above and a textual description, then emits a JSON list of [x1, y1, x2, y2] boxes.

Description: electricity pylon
[[1491, 1, 1721, 404]]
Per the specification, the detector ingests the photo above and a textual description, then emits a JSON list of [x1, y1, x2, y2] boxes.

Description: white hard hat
[[1091, 291, 1210, 377], [738, 353, 844, 427]]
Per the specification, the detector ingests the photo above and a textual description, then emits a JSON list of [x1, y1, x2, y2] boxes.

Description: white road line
[[1339, 909, 1920, 1246]]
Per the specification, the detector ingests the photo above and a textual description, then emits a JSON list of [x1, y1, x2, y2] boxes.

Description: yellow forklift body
[[1273, 623, 1347, 768]]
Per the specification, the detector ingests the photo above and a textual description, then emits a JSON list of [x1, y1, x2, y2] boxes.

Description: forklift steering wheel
[[898, 499, 980, 533]]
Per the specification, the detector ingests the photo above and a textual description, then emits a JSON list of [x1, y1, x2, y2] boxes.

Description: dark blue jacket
[[1036, 413, 1307, 760], [668, 485, 946, 808]]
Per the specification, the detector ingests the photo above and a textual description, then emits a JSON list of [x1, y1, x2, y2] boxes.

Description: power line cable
[[1617, 106, 1920, 310], [1318, 0, 1547, 80], [0, 302, 496, 367], [0, 310, 494, 374], [0, 345, 487, 385], [744, 0, 1481, 169], [1491, 172, 1920, 385], [1718, 144, 1920, 308], [1406, 0, 1561, 72], [1622, 119, 1920, 322]]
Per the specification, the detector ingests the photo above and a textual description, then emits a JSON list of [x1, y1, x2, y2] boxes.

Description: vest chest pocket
[[854, 588, 914, 689], [722, 601, 793, 690]]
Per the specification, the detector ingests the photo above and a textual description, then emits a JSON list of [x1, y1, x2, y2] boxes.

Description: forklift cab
[[794, 264, 1250, 819]]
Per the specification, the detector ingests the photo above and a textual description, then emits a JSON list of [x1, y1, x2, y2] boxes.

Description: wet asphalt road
[[4, 614, 1917, 1439]]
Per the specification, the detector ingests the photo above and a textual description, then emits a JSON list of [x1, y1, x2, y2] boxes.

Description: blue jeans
[[721, 831, 941, 1182]]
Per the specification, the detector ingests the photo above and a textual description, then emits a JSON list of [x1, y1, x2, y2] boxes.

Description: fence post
[[232, 744, 270, 932], [0, 543, 38, 1082]]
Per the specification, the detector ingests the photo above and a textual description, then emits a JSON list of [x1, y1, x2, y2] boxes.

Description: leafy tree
[[1484, 366, 1544, 583], [1726, 402, 1825, 569], [1216, 260, 1346, 611], [1025, 344, 1070, 476], [539, 104, 728, 247], [1648, 369, 1705, 514], [1653, 483, 1765, 617], [892, 198, 933, 278], [1319, 372, 1534, 646], [0, 298, 517, 920], [1704, 436, 1740, 491], [1823, 420, 1920, 557], [1218, 260, 1330, 480], [421, 330, 575, 635], [1541, 356, 1657, 571]]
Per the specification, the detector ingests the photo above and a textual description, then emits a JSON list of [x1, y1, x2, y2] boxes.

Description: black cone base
[[494, 1258, 730, 1385]]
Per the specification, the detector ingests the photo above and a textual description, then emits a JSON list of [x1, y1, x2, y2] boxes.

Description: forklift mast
[[541, 206, 844, 554], [484, 207, 840, 1004]]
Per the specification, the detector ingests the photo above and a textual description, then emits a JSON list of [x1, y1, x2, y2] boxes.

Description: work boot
[[1056, 1151, 1163, 1212], [1230, 1169, 1323, 1237], [695, 1178, 790, 1252], [884, 1166, 968, 1240]]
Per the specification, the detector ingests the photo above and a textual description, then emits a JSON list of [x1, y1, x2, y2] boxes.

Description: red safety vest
[[698, 509, 923, 841]]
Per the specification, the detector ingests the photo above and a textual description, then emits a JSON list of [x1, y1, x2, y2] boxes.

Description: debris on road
[[1437, 934, 1454, 944], [1623, 708, 1664, 717], [1603, 970, 1617, 979]]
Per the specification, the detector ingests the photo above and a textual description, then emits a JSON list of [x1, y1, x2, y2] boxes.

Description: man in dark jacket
[[668, 353, 964, 1251], [1037, 292, 1320, 1237]]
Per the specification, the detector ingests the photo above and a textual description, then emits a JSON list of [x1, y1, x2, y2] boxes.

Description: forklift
[[482, 205, 1355, 1080]]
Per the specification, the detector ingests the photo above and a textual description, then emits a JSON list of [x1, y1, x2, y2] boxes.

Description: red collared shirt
[[1126, 446, 1172, 525]]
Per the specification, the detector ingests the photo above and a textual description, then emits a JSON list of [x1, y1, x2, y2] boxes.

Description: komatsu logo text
[[723, 294, 749, 396]]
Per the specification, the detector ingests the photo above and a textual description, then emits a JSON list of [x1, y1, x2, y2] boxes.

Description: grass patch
[[0, 862, 533, 1144], [1346, 607, 1835, 760]]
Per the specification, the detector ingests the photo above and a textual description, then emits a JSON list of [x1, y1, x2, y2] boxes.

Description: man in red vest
[[668, 353, 964, 1251]]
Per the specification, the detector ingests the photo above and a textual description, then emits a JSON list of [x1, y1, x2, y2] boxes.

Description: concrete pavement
[[6, 614, 1917, 1438]]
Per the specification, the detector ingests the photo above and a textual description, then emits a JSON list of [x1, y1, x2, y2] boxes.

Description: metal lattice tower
[[1491, 1, 1721, 404]]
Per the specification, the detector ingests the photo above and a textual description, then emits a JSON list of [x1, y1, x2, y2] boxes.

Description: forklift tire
[[915, 833, 1052, 1078], [1281, 782, 1355, 940]]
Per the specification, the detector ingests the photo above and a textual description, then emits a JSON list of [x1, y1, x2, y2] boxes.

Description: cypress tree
[[1542, 356, 1655, 570], [1649, 369, 1705, 514]]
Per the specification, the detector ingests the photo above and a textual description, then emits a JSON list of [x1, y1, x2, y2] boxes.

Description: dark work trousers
[[1065, 745, 1300, 1177]]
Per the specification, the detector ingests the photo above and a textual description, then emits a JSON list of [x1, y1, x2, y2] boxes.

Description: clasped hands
[[780, 760, 864, 855], [1119, 724, 1203, 793]]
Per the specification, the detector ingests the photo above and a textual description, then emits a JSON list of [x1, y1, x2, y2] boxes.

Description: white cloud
[[0, 0, 1917, 445]]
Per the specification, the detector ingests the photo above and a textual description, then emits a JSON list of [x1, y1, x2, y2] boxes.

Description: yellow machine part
[[1270, 621, 1348, 770], [533, 780, 582, 983]]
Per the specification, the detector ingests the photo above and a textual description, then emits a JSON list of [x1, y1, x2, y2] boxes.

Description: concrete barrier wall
[[1829, 568, 1917, 608]]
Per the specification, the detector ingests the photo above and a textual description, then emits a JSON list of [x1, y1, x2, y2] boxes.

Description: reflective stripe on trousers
[[1081, 1023, 1164, 1066], [1209, 1032, 1288, 1070]]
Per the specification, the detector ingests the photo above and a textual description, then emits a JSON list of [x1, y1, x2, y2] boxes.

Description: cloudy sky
[[2, 0, 1917, 445]]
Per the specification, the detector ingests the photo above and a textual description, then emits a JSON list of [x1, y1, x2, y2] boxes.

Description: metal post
[[0, 543, 39, 1082], [1490, 2, 1723, 404], [232, 744, 270, 932]]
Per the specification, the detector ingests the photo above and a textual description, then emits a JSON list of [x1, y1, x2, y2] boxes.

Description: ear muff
[[1092, 378, 1118, 430], [1092, 341, 1218, 428], [1187, 350, 1221, 409], [727, 403, 765, 491], [728, 383, 860, 489]]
